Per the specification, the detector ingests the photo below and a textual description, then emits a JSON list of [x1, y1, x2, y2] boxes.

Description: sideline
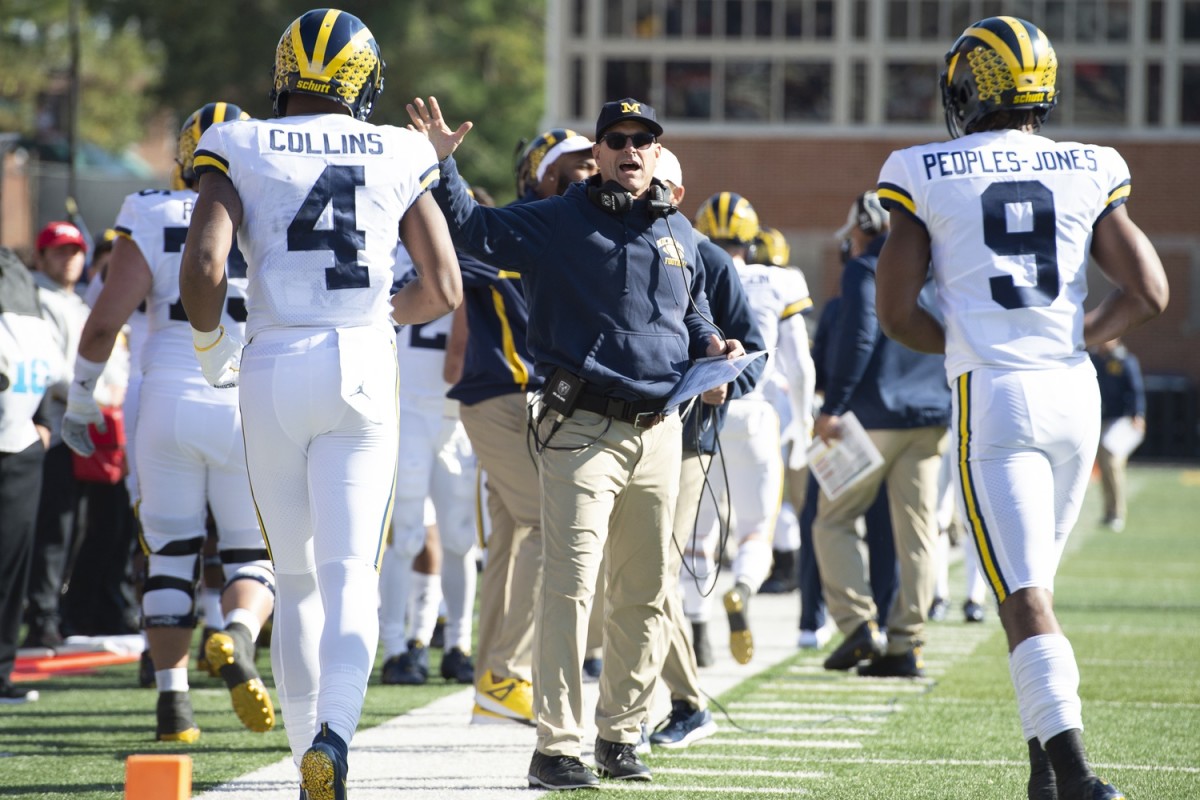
[[196, 574, 804, 799]]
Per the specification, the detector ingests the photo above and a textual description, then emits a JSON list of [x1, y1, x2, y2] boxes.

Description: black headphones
[[587, 176, 676, 220]]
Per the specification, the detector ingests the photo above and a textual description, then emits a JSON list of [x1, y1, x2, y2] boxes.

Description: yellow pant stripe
[[955, 373, 1009, 603]]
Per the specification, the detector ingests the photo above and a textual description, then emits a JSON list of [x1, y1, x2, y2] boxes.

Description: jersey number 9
[[982, 180, 1059, 310]]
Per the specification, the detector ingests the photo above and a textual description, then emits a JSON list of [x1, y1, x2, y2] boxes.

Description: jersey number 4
[[981, 181, 1060, 310], [288, 164, 370, 290]]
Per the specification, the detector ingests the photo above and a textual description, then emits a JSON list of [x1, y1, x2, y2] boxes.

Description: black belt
[[573, 390, 670, 429]]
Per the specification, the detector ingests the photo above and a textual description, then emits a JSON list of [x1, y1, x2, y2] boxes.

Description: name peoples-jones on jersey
[[267, 129, 385, 156], [921, 147, 1100, 180]]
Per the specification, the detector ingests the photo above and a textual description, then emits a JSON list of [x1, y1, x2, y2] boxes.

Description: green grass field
[[1, 464, 1197, 799]]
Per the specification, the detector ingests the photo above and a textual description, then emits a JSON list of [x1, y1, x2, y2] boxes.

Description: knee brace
[[142, 534, 205, 629], [221, 546, 276, 595]]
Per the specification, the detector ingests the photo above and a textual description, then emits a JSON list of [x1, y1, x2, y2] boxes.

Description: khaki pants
[[461, 393, 542, 683], [812, 426, 948, 654], [1096, 420, 1128, 521], [533, 409, 681, 757], [658, 449, 711, 709]]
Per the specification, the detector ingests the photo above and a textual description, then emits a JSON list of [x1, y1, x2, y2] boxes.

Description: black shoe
[[928, 596, 949, 622], [723, 581, 754, 664], [964, 600, 986, 623], [382, 639, 429, 685], [0, 681, 39, 704], [1028, 738, 1057, 800], [691, 621, 714, 668], [21, 621, 63, 650], [824, 620, 886, 671], [300, 723, 348, 800], [1059, 776, 1125, 800], [440, 646, 475, 684], [582, 657, 602, 682], [527, 750, 600, 790], [206, 622, 275, 732], [758, 550, 799, 594], [594, 737, 652, 781], [649, 699, 718, 748], [856, 645, 925, 678]]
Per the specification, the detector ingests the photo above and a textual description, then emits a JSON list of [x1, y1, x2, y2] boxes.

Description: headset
[[587, 176, 677, 220]]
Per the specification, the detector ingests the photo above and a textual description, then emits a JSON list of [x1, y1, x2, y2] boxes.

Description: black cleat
[[1028, 738, 1058, 800], [594, 737, 652, 781], [300, 723, 348, 800], [155, 690, 200, 743], [857, 644, 925, 678], [527, 750, 600, 790], [582, 657, 602, 682], [928, 596, 949, 621], [964, 600, 986, 623], [138, 650, 155, 688], [382, 639, 429, 685], [824, 620, 887, 671], [649, 700, 718, 748], [440, 646, 475, 684], [1059, 776, 1125, 800]]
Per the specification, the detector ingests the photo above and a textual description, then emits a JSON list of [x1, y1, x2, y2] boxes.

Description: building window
[[1072, 63, 1127, 126], [784, 62, 833, 121], [725, 60, 772, 119], [1182, 64, 1200, 123], [1145, 62, 1162, 125], [666, 61, 713, 118], [886, 62, 939, 122], [605, 59, 652, 102]]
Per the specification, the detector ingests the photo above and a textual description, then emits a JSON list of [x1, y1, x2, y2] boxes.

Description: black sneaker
[[594, 737, 652, 781], [824, 620, 886, 671], [1059, 776, 1126, 800], [582, 657, 602, 682], [649, 699, 718, 749], [856, 644, 925, 678], [928, 596, 949, 622], [0, 681, 39, 704], [758, 550, 799, 594], [964, 600, 986, 623], [440, 646, 475, 684], [527, 750, 600, 790], [429, 616, 446, 649], [723, 581, 754, 664], [300, 723, 348, 800], [382, 639, 429, 685], [691, 622, 713, 668]]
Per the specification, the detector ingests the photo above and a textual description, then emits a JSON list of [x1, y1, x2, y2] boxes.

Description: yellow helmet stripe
[[310, 8, 341, 72], [962, 25, 1022, 76], [212, 101, 228, 123], [717, 192, 733, 235], [998, 16, 1034, 69]]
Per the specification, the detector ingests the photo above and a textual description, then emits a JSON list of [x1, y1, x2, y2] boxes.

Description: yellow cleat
[[206, 623, 275, 732], [724, 582, 754, 664], [474, 670, 535, 725]]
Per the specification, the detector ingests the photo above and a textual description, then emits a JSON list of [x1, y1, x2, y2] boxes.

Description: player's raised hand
[[406, 96, 473, 161]]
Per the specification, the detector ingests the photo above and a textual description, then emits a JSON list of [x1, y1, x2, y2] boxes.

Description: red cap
[[36, 221, 88, 254]]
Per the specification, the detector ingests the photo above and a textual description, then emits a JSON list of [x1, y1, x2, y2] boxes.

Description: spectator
[[412, 94, 742, 788], [23, 221, 90, 650], [875, 15, 1167, 798], [813, 190, 951, 678], [178, 10, 461, 798], [1089, 338, 1145, 531], [0, 247, 66, 702]]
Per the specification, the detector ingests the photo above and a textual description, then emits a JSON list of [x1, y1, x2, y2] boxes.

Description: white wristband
[[192, 325, 223, 351], [72, 354, 107, 386]]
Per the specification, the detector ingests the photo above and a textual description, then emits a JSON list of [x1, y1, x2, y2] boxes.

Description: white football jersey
[[734, 259, 813, 400], [194, 115, 439, 340], [878, 129, 1131, 379], [114, 188, 248, 381]]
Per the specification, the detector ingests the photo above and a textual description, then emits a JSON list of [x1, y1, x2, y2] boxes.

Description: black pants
[[798, 473, 898, 630], [0, 442, 46, 682], [24, 442, 81, 638], [62, 480, 141, 637]]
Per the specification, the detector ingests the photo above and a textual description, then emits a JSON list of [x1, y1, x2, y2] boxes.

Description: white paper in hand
[[667, 350, 769, 410], [1100, 416, 1145, 460], [806, 411, 884, 501]]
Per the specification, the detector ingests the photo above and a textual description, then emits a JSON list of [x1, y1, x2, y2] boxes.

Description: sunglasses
[[601, 131, 657, 151]]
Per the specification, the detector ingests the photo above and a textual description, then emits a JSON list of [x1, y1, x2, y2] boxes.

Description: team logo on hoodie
[[656, 236, 686, 268]]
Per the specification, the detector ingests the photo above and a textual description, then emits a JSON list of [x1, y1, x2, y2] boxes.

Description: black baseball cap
[[595, 98, 664, 140]]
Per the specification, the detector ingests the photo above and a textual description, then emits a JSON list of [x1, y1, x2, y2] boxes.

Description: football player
[[875, 16, 1167, 800], [177, 9, 461, 800], [689, 192, 815, 664], [63, 102, 276, 742]]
